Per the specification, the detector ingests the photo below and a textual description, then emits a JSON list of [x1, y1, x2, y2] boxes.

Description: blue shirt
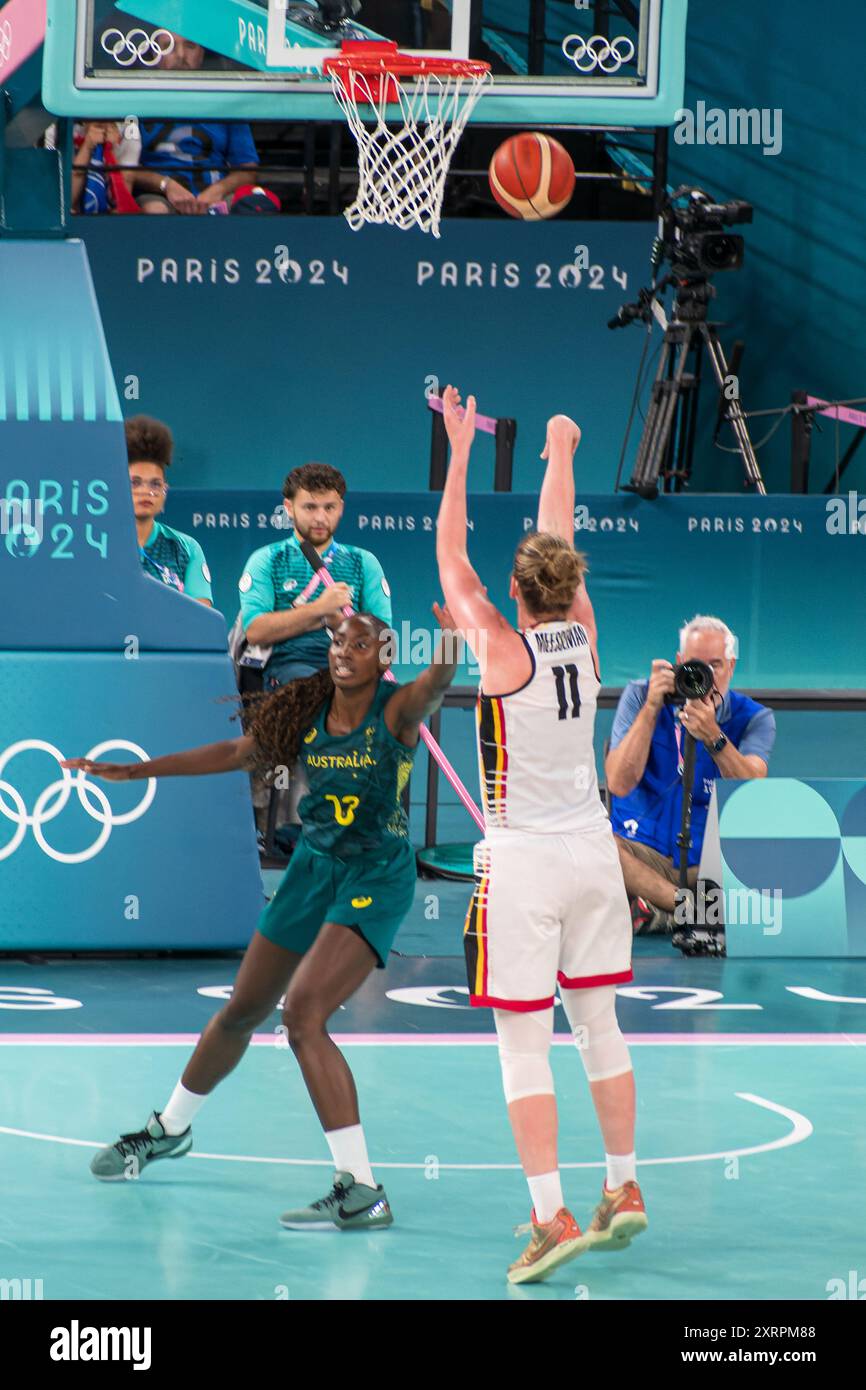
[[79, 147, 110, 215], [609, 680, 776, 865], [139, 122, 258, 192]]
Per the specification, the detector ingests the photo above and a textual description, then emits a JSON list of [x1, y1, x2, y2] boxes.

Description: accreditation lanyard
[[140, 546, 184, 592]]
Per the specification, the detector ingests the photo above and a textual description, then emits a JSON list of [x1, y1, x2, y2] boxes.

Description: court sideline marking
[[0, 1032, 865, 1045], [0, 1092, 811, 1170]]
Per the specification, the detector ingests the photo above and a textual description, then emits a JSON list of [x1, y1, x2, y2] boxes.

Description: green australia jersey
[[299, 682, 416, 858], [140, 521, 213, 602], [238, 533, 392, 672]]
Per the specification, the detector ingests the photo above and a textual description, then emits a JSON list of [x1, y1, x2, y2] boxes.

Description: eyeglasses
[[130, 477, 169, 495]]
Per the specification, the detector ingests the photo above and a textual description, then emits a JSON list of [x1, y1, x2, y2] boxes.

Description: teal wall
[[165, 490, 866, 689], [67, 0, 866, 496], [669, 0, 866, 493], [74, 218, 650, 495], [0, 241, 263, 948]]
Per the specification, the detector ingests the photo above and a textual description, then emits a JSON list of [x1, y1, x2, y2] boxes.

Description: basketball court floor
[[3, 885, 864, 1302]]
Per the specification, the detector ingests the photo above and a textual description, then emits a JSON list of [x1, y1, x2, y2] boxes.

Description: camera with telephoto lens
[[664, 658, 715, 706], [658, 187, 753, 278]]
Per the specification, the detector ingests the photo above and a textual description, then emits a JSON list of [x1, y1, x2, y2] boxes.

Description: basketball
[[488, 132, 576, 221]]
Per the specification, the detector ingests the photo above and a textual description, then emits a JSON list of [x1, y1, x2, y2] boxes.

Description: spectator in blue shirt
[[131, 32, 259, 214], [605, 615, 775, 923]]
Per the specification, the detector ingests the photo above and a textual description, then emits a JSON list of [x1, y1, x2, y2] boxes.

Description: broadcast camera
[[656, 187, 753, 279]]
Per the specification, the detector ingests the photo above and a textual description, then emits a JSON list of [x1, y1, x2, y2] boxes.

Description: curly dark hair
[[125, 415, 173, 470], [244, 668, 334, 773], [242, 614, 392, 772], [282, 462, 347, 501]]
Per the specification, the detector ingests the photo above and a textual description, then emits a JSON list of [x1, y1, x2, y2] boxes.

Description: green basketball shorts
[[257, 835, 417, 967]]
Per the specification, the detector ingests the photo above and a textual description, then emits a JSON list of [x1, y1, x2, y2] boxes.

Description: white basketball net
[[329, 65, 492, 238]]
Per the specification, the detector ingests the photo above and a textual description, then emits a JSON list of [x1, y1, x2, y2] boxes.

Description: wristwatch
[[707, 732, 728, 756], [159, 177, 169, 194]]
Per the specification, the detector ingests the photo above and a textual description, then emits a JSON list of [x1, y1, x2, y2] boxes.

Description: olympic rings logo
[[561, 33, 636, 74], [0, 741, 156, 864], [0, 20, 13, 69], [100, 27, 176, 68]]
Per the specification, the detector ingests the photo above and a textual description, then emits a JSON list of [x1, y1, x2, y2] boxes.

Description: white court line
[[0, 1093, 811, 1170], [1, 1032, 865, 1045]]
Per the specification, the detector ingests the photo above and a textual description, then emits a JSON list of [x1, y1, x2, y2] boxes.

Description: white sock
[[605, 1152, 637, 1190], [160, 1082, 207, 1136], [527, 1171, 563, 1225], [324, 1124, 376, 1189]]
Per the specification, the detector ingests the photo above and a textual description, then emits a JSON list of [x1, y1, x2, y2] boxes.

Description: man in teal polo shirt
[[239, 462, 392, 689], [127, 415, 213, 606]]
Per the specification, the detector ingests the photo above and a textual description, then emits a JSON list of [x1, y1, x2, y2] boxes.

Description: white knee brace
[[560, 985, 631, 1082], [493, 1007, 554, 1104]]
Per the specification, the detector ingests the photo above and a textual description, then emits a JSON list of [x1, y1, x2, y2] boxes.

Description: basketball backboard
[[42, 0, 686, 125]]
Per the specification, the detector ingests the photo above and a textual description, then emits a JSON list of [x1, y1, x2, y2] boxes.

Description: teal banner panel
[[165, 490, 866, 689], [0, 238, 263, 948], [73, 217, 653, 495], [0, 652, 263, 948], [718, 780, 866, 958]]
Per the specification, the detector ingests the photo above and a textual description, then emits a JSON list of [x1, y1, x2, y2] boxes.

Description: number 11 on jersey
[[552, 664, 581, 720]]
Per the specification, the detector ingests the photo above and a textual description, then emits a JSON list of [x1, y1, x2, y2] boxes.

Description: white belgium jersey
[[476, 620, 608, 835]]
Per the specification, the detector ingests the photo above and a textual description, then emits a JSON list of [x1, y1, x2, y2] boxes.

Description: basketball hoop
[[324, 42, 491, 238]]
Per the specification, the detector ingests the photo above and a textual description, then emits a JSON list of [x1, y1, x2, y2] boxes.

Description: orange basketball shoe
[[507, 1207, 586, 1285], [586, 1180, 648, 1252]]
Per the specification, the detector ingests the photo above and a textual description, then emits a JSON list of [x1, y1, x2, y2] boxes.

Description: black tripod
[[671, 724, 726, 957], [624, 280, 766, 499], [676, 728, 698, 893]]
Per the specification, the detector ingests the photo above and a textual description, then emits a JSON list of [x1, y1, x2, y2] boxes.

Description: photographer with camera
[[605, 616, 775, 931]]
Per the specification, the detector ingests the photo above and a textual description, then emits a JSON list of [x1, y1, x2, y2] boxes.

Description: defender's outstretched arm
[[386, 603, 460, 740], [62, 737, 258, 781]]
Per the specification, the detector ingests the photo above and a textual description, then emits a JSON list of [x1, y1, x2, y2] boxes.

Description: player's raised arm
[[537, 414, 581, 541], [385, 602, 460, 744], [435, 385, 518, 639], [537, 413, 599, 665], [61, 736, 258, 781]]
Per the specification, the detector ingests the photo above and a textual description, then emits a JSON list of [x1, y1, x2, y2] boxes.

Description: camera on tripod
[[610, 183, 766, 499], [665, 658, 716, 706], [658, 187, 753, 279], [609, 187, 754, 332]]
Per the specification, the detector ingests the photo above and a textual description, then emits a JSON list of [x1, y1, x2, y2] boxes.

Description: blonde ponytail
[[513, 532, 586, 617]]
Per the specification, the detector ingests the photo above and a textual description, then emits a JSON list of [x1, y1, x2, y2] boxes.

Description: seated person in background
[[605, 615, 775, 930], [71, 120, 140, 214], [132, 33, 259, 214], [239, 462, 391, 689], [127, 415, 213, 606]]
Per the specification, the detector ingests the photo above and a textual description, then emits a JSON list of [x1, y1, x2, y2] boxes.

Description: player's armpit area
[[385, 665, 456, 743], [478, 626, 534, 695]]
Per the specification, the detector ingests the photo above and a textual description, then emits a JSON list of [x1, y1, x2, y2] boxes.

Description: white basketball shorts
[[463, 824, 633, 1010]]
